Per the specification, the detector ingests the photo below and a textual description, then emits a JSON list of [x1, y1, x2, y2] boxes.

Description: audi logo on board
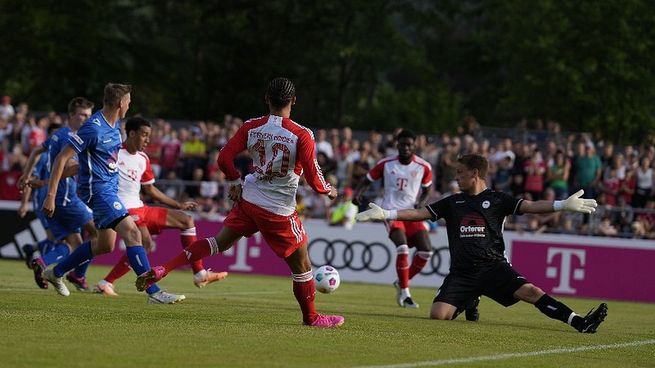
[[308, 238, 450, 276]]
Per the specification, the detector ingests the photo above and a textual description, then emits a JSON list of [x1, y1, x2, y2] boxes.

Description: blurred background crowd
[[1, 97, 654, 239]]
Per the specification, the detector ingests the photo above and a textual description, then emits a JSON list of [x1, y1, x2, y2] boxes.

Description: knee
[[429, 310, 453, 320], [124, 225, 142, 245], [516, 284, 544, 302]]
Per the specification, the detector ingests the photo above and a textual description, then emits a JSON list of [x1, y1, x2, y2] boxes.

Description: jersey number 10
[[252, 139, 291, 177]]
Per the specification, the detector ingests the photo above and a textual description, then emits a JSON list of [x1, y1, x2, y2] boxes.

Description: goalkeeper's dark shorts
[[433, 261, 530, 308]]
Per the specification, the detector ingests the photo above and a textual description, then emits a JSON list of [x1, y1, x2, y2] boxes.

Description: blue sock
[[53, 242, 93, 278], [42, 243, 71, 266], [37, 239, 55, 254], [126, 246, 160, 294], [73, 255, 91, 277]]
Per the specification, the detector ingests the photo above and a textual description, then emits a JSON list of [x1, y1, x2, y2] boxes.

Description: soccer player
[[94, 117, 227, 296], [136, 77, 345, 328], [19, 98, 99, 291], [353, 129, 436, 309], [356, 154, 608, 333], [42, 83, 184, 304], [18, 122, 62, 269]]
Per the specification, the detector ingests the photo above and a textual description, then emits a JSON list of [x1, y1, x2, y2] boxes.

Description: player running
[[136, 77, 345, 327], [353, 129, 435, 309], [42, 83, 184, 304], [94, 117, 227, 296], [356, 154, 607, 333], [18, 122, 62, 269], [19, 98, 98, 291]]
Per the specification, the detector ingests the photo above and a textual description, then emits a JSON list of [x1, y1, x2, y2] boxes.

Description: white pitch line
[[354, 339, 655, 368]]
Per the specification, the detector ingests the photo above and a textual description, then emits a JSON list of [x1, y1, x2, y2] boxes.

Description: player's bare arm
[[18, 145, 47, 189], [416, 185, 431, 208], [142, 183, 197, 210], [42, 145, 76, 217], [18, 182, 32, 218]]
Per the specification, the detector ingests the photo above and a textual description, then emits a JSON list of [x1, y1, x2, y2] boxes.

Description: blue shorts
[[48, 198, 94, 241], [32, 191, 49, 230], [88, 193, 129, 229]]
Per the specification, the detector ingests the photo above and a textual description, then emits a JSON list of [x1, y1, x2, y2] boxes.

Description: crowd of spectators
[[1, 96, 654, 239]]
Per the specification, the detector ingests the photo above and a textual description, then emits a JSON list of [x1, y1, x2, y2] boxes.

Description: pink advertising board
[[92, 220, 290, 276], [510, 238, 655, 303]]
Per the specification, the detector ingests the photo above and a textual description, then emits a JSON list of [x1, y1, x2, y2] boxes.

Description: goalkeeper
[[356, 153, 608, 333]]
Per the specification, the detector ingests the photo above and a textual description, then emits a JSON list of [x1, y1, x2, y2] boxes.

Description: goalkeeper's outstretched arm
[[519, 189, 597, 214], [355, 203, 432, 222]]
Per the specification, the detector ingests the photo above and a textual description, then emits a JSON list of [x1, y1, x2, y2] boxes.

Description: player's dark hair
[[396, 129, 416, 141], [47, 123, 63, 135], [266, 77, 296, 109], [125, 117, 151, 135], [68, 97, 94, 114], [458, 154, 488, 178], [103, 83, 132, 107]]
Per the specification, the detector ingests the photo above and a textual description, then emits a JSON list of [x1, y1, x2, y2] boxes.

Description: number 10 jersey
[[217, 114, 332, 216]]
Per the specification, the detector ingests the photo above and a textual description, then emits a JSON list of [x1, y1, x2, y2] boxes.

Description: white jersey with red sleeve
[[217, 114, 331, 216], [367, 154, 432, 210], [117, 148, 155, 209]]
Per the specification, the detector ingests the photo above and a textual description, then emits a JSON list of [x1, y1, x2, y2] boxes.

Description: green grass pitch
[[1, 259, 653, 367]]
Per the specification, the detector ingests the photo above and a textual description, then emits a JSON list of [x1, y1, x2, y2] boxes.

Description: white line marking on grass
[[354, 339, 655, 368]]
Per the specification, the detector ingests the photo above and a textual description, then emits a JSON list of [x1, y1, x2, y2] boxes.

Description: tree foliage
[[0, 0, 652, 142]]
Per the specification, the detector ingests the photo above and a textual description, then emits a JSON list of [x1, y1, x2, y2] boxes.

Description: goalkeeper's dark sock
[[535, 294, 583, 330]]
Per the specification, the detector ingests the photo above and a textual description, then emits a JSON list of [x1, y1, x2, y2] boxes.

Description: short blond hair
[[103, 83, 132, 107]]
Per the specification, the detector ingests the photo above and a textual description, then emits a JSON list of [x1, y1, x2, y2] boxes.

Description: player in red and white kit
[[94, 117, 227, 297], [353, 129, 434, 308], [136, 78, 344, 328]]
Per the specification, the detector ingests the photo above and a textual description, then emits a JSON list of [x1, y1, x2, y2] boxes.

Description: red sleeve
[[367, 160, 385, 182], [297, 129, 331, 194], [421, 164, 433, 187], [217, 123, 249, 181], [140, 154, 155, 184]]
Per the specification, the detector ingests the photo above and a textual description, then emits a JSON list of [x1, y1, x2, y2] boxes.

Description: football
[[314, 265, 340, 294]]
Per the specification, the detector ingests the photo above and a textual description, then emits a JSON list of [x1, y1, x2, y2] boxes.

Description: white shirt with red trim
[[117, 148, 155, 209], [218, 114, 331, 216], [367, 154, 432, 210]]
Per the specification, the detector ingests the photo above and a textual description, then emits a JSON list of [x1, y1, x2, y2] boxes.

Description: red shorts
[[128, 206, 168, 235], [386, 220, 429, 241], [223, 199, 307, 259]]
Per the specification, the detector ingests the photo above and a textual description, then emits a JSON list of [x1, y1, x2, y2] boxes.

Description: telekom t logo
[[545, 247, 586, 294], [396, 178, 407, 191]]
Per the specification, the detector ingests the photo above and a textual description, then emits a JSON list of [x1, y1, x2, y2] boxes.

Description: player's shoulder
[[137, 150, 150, 162], [411, 155, 432, 168], [282, 117, 313, 138], [377, 155, 399, 166], [243, 115, 269, 128]]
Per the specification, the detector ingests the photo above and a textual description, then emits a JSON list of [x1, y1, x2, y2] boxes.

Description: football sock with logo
[[37, 239, 55, 254], [73, 256, 91, 277], [53, 241, 93, 278], [104, 253, 132, 283], [181, 227, 204, 273], [126, 246, 160, 294], [163, 237, 216, 274], [535, 294, 583, 330], [408, 251, 432, 280], [396, 244, 410, 288], [292, 271, 318, 324], [42, 243, 71, 266]]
